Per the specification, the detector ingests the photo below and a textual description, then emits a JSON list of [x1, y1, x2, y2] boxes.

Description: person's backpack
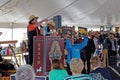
[[64, 74, 94, 80]]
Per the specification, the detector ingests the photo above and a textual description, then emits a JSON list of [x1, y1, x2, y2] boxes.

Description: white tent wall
[[0, 0, 120, 58], [0, 28, 27, 47], [0, 0, 120, 45], [0, 22, 27, 28], [0, 0, 120, 28]]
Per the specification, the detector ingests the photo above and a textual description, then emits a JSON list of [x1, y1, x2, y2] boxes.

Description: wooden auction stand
[[0, 40, 18, 80]]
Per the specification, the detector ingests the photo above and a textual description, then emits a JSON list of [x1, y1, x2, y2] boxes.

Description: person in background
[[103, 30, 118, 67], [117, 38, 120, 59], [57, 28, 62, 36], [107, 56, 120, 80], [98, 30, 106, 45], [15, 64, 35, 80], [90, 56, 112, 80], [0, 32, 3, 62], [115, 32, 119, 38], [64, 58, 94, 80], [49, 59, 68, 80], [0, 44, 2, 80], [93, 31, 101, 56], [0, 69, 2, 80], [27, 15, 47, 66], [64, 34, 88, 75], [0, 32, 2, 36], [71, 26, 77, 38], [81, 31, 95, 74], [65, 35, 88, 65], [47, 20, 57, 36]]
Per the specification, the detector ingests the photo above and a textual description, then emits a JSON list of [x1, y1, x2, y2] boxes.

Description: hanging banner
[[46, 36, 64, 73], [33, 36, 45, 76], [33, 36, 64, 76]]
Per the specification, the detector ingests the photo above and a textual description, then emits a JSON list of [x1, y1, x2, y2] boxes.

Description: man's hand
[[42, 19, 49, 22]]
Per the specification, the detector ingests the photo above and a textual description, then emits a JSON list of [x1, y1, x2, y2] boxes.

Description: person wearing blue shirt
[[65, 36, 88, 64], [42, 26, 50, 36]]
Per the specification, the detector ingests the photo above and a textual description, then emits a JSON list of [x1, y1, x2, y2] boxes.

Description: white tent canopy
[[0, 0, 120, 28]]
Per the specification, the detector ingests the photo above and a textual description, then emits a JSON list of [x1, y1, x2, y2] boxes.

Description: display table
[[0, 40, 17, 48]]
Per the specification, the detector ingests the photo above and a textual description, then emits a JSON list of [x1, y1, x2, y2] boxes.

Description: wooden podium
[[33, 36, 64, 76]]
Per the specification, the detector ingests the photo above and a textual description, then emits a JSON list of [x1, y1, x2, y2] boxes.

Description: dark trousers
[[86, 53, 91, 73], [86, 58, 91, 73], [28, 45, 33, 66], [108, 51, 117, 57], [108, 51, 117, 65]]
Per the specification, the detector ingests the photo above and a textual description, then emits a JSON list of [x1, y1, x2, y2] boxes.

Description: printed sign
[[33, 36, 64, 76], [46, 36, 64, 73], [33, 36, 45, 76], [78, 27, 87, 34]]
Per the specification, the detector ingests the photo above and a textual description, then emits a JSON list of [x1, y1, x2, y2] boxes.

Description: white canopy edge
[[0, 22, 27, 28]]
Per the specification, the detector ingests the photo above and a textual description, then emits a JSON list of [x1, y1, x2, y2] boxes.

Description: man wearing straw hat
[[103, 30, 119, 67], [27, 15, 47, 66], [46, 20, 57, 36]]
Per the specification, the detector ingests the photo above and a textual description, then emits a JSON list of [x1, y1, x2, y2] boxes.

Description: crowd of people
[[15, 56, 120, 80], [13, 15, 120, 80]]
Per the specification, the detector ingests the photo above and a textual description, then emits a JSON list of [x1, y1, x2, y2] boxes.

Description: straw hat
[[29, 15, 38, 21], [109, 30, 115, 35], [47, 20, 55, 27]]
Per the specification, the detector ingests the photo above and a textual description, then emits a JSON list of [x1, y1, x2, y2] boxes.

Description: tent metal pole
[[11, 23, 14, 40]]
